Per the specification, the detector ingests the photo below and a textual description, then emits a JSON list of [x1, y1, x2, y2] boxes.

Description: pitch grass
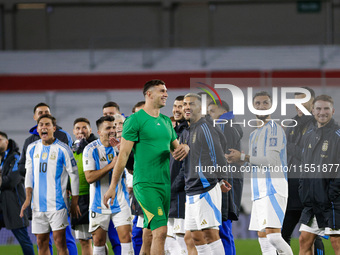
[[0, 238, 334, 254]]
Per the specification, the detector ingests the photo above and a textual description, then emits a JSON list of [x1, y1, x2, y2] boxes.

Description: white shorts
[[249, 194, 287, 232], [185, 183, 222, 231], [89, 206, 133, 233], [32, 208, 69, 234], [300, 216, 340, 235], [75, 224, 92, 240], [167, 218, 185, 237], [136, 215, 144, 229]]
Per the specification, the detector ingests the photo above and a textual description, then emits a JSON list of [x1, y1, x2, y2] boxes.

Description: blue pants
[[12, 227, 35, 255], [219, 220, 236, 255], [48, 217, 78, 255], [108, 221, 121, 255], [132, 215, 143, 255]]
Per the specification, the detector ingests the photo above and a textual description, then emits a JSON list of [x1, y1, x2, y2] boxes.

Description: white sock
[[208, 239, 224, 255], [258, 237, 277, 255], [195, 244, 212, 255], [267, 233, 293, 255], [176, 235, 188, 254], [165, 236, 182, 254], [121, 242, 134, 255], [93, 245, 106, 255]]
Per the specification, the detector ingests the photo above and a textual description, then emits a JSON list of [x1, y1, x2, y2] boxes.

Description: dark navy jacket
[[299, 119, 340, 229], [169, 120, 189, 218], [181, 117, 228, 196], [0, 139, 29, 230], [285, 114, 314, 211], [217, 112, 244, 221]]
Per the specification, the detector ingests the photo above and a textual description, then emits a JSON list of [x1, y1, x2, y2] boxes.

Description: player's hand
[[20, 200, 30, 218], [225, 149, 241, 163], [109, 137, 120, 148], [220, 180, 232, 193], [103, 187, 116, 208], [70, 196, 81, 218], [173, 144, 190, 161]]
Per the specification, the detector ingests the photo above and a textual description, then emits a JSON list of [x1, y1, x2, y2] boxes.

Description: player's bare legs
[[184, 230, 197, 255], [299, 231, 316, 255], [150, 226, 167, 255], [79, 239, 92, 255], [116, 224, 132, 243], [330, 235, 340, 255], [53, 229, 68, 255], [140, 228, 152, 255], [36, 233, 50, 255]]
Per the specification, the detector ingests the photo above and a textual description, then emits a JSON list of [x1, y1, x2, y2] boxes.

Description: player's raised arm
[[104, 137, 134, 207]]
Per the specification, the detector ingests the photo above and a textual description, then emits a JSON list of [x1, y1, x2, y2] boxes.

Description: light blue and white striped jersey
[[248, 121, 288, 201], [83, 139, 129, 215], [25, 139, 79, 212]]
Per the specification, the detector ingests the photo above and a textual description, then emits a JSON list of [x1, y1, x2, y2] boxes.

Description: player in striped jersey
[[20, 114, 80, 255], [83, 116, 133, 255], [227, 91, 293, 255]]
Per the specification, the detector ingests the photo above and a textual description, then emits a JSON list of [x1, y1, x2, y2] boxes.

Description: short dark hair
[[96, 115, 115, 129], [37, 114, 57, 126], [313, 95, 334, 106], [208, 100, 230, 112], [102, 101, 120, 111], [294, 87, 315, 99], [143, 80, 165, 96], [0, 131, 8, 139], [175, 95, 185, 101], [253, 91, 272, 103], [73, 117, 91, 127], [34, 102, 50, 114], [132, 101, 145, 113]]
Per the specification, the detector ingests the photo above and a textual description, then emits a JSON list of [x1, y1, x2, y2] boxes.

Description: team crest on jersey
[[42, 152, 48, 160], [322, 140, 328, 152], [50, 151, 56, 160], [71, 158, 77, 167], [192, 132, 197, 144], [269, 138, 277, 147], [157, 207, 163, 216], [302, 127, 308, 135], [108, 154, 114, 161]]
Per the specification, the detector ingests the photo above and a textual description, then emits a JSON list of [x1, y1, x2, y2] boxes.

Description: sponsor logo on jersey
[[100, 157, 106, 161], [157, 123, 161, 126], [263, 219, 266, 225], [34, 154, 39, 158], [201, 219, 207, 226], [42, 152, 48, 160], [158, 207, 163, 216], [308, 144, 312, 149]]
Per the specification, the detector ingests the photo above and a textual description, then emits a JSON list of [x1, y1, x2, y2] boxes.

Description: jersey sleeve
[[122, 115, 139, 142], [83, 144, 96, 171], [24, 145, 34, 188], [63, 146, 79, 196]]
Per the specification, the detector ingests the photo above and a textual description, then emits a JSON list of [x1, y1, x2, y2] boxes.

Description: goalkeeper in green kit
[[104, 79, 189, 255]]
